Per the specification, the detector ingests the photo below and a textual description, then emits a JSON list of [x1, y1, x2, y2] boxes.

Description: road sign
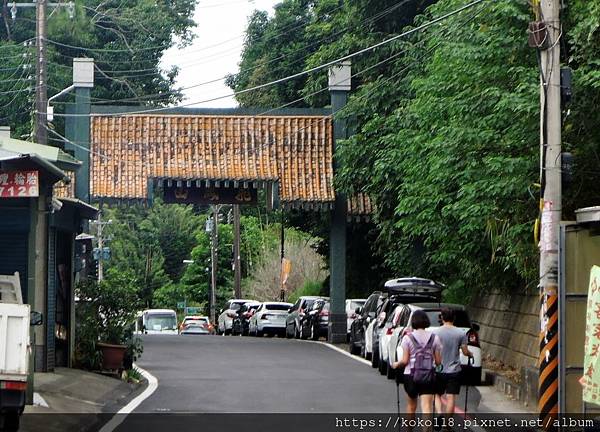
[[185, 307, 201, 315], [177, 302, 185, 309]]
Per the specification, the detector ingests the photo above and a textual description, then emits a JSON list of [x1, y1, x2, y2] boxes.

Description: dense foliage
[[231, 0, 600, 300], [0, 0, 196, 138]]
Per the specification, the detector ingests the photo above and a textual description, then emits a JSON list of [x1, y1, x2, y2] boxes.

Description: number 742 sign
[[0, 170, 39, 198]]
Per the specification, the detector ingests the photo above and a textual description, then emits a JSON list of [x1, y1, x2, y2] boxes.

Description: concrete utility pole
[[537, 0, 561, 421], [233, 204, 241, 298], [8, 1, 75, 145], [35, 0, 47, 145]]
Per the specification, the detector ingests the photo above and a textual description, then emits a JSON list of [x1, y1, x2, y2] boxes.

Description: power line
[[44, 0, 487, 118], [45, 0, 435, 107]]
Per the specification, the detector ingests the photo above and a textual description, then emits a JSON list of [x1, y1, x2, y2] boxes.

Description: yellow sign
[[582, 265, 600, 403], [280, 258, 292, 288]]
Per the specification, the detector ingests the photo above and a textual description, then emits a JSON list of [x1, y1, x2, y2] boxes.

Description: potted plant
[[75, 270, 142, 371]]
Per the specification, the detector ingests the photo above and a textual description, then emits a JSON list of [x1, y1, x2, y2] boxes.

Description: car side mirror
[[355, 307, 362, 314], [30, 311, 43, 326], [288, 307, 293, 313], [471, 323, 480, 332]]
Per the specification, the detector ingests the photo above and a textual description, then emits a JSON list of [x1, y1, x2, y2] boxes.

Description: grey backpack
[[409, 333, 436, 385]]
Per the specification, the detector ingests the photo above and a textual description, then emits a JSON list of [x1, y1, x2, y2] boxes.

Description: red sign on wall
[[0, 170, 39, 198]]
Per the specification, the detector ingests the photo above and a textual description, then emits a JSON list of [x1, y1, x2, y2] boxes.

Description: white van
[[135, 309, 178, 334]]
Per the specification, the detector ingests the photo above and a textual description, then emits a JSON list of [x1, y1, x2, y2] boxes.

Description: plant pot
[[97, 342, 127, 370]]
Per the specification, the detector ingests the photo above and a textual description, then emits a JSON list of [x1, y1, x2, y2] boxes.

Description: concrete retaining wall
[[469, 290, 539, 371]]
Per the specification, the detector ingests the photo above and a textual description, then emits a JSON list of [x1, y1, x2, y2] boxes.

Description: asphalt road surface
[[126, 334, 481, 414]]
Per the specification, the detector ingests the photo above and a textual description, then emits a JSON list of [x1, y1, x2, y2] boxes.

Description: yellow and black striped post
[[539, 284, 559, 424]]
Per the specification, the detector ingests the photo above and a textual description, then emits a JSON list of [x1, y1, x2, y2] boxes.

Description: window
[[265, 304, 290, 311], [146, 314, 177, 330]]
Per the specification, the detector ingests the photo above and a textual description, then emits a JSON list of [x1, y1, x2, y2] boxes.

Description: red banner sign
[[0, 170, 39, 198]]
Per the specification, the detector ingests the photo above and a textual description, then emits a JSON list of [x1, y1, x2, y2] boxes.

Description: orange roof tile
[[90, 114, 335, 204]]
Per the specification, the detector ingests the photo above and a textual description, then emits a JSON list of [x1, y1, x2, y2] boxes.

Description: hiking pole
[[396, 377, 401, 431], [464, 356, 474, 414]]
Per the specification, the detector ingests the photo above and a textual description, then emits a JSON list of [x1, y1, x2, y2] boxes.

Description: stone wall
[[469, 289, 539, 371]]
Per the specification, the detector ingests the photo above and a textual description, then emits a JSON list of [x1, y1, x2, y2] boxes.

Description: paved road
[[126, 334, 480, 414]]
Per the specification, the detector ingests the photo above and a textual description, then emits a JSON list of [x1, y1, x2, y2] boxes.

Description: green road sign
[[177, 302, 185, 309]]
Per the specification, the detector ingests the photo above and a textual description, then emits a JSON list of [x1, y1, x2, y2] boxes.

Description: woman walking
[[393, 310, 442, 420]]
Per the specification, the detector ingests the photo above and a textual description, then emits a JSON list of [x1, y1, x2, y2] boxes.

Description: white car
[[378, 305, 404, 378], [135, 309, 178, 335], [345, 298, 366, 334], [391, 303, 483, 384], [248, 302, 292, 337], [217, 299, 254, 335]]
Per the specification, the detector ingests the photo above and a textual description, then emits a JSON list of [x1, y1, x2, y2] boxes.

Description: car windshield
[[425, 309, 471, 328], [350, 300, 365, 310], [230, 302, 245, 311], [265, 304, 289, 311], [146, 314, 177, 330]]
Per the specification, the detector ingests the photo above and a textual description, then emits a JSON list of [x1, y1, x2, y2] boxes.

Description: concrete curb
[[98, 364, 158, 432]]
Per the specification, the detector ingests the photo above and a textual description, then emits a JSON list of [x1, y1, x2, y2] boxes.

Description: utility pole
[[7, 1, 75, 144], [35, 0, 47, 145], [210, 205, 218, 324], [233, 204, 242, 298], [536, 0, 561, 422], [91, 211, 112, 281]]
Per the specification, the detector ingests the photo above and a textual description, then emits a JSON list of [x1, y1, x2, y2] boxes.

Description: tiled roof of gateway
[[90, 115, 334, 203]]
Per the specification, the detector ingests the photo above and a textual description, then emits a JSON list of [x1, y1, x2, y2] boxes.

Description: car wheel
[[371, 346, 379, 368], [285, 324, 293, 339], [1, 412, 20, 432], [378, 356, 387, 375], [386, 363, 396, 380]]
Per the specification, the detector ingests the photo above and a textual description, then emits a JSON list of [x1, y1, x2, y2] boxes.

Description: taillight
[[386, 328, 394, 335], [349, 313, 356, 319], [1, 381, 27, 391]]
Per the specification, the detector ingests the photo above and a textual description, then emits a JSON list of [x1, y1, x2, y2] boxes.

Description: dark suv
[[349, 291, 384, 357], [300, 298, 330, 340], [285, 296, 321, 339]]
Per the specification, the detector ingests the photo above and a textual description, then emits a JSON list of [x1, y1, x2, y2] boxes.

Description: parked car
[[180, 318, 212, 335], [370, 277, 444, 371], [377, 302, 405, 379], [179, 315, 214, 333], [345, 298, 366, 336], [135, 309, 178, 334], [249, 302, 292, 337], [217, 299, 255, 335], [299, 298, 330, 340], [390, 303, 482, 385], [349, 291, 384, 357], [285, 296, 321, 339], [232, 302, 261, 336]]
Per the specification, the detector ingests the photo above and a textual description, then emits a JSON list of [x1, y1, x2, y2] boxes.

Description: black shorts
[[403, 375, 437, 399], [436, 372, 461, 395]]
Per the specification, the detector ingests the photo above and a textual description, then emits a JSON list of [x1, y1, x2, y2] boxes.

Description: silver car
[[217, 299, 254, 335], [248, 302, 292, 337]]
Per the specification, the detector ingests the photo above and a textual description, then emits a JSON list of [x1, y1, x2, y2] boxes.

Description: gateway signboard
[[0, 170, 39, 198]]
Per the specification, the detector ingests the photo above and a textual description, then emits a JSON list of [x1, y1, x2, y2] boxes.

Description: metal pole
[[280, 210, 285, 302], [97, 210, 104, 281], [35, 0, 47, 145], [538, 0, 561, 421], [210, 206, 218, 323], [233, 204, 241, 298]]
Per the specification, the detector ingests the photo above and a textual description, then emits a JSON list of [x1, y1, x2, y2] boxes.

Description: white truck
[[0, 273, 42, 431]]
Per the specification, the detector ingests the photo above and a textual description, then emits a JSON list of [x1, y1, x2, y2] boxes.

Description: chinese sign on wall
[[163, 185, 257, 205], [0, 170, 39, 198], [582, 265, 600, 403]]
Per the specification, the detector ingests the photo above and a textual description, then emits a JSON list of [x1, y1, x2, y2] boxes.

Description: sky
[[161, 0, 280, 108]]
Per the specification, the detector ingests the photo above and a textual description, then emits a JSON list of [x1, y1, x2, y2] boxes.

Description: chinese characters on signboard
[[0, 170, 39, 198], [163, 184, 257, 205], [582, 265, 600, 403]]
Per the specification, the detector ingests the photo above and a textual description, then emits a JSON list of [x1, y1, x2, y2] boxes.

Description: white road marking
[[98, 364, 158, 432], [33, 392, 49, 408], [303, 339, 372, 366]]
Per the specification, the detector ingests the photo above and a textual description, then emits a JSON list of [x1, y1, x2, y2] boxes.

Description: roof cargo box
[[383, 277, 444, 300]]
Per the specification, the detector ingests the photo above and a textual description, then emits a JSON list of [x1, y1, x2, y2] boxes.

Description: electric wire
[[42, 0, 487, 118]]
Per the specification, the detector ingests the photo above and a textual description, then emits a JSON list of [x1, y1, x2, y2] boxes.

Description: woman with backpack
[[392, 309, 442, 417]]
